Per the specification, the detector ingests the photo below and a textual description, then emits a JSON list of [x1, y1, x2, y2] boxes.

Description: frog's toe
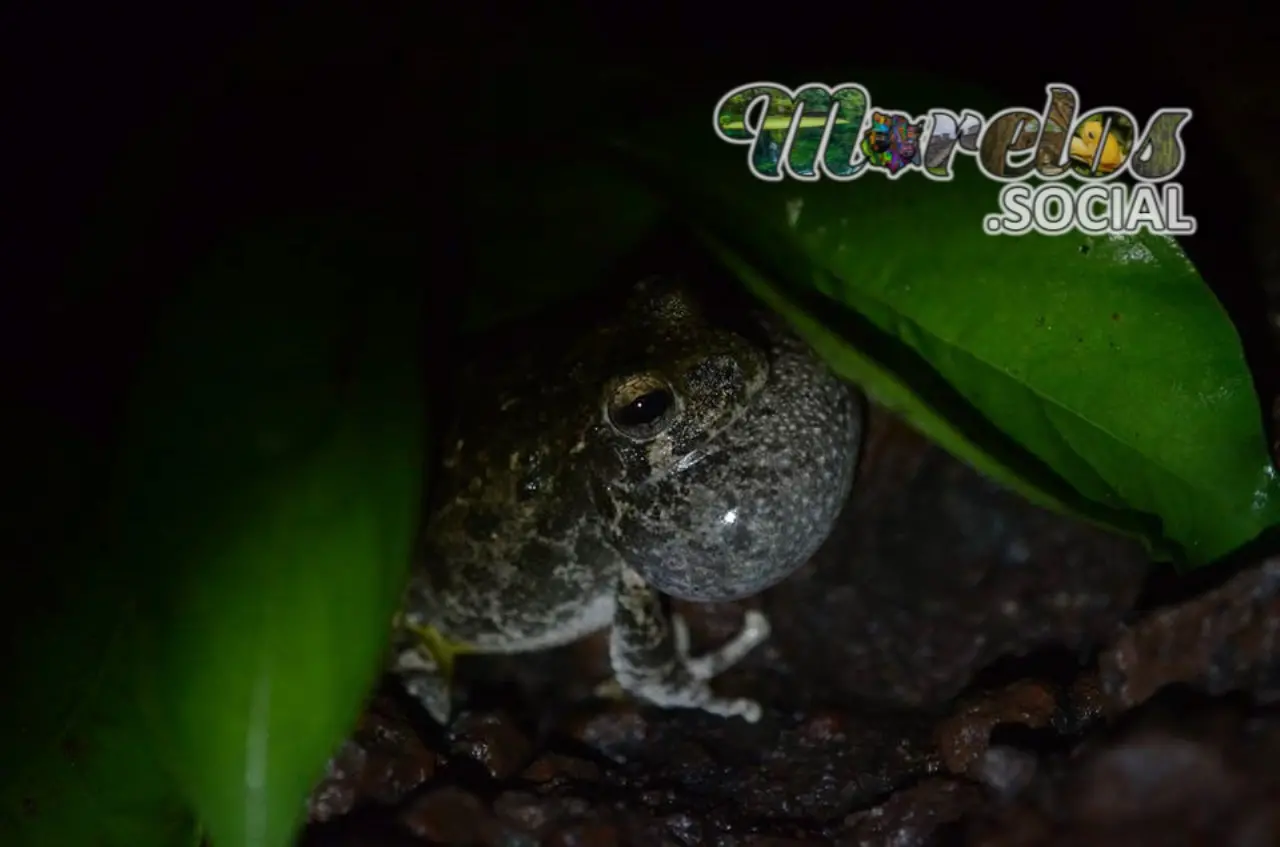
[[403, 674, 453, 725], [740, 609, 771, 642], [672, 613, 693, 658], [392, 647, 454, 725], [703, 695, 763, 723], [619, 672, 764, 723], [593, 677, 626, 701], [684, 609, 772, 681]]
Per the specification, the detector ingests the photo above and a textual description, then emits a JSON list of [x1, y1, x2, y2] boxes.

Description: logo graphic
[[859, 111, 926, 176], [712, 82, 1196, 236]]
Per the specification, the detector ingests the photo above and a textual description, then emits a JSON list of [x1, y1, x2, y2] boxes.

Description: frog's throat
[[393, 612, 474, 679]]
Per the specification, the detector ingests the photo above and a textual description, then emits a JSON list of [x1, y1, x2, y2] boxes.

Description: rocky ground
[[299, 405, 1280, 847]]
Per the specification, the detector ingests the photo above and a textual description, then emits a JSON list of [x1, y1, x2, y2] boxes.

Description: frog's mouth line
[[634, 400, 752, 487], [673, 445, 710, 473]]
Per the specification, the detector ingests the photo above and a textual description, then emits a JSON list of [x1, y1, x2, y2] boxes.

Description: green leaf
[[0, 574, 197, 847], [1, 254, 196, 847], [603, 71, 1280, 567], [118, 215, 426, 847], [457, 67, 1277, 567]]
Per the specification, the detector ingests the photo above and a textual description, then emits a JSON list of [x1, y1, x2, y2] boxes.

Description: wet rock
[[307, 696, 438, 823], [449, 709, 534, 779], [610, 810, 686, 846], [400, 786, 525, 845], [506, 805, 678, 847], [563, 704, 937, 823], [308, 744, 366, 825], [936, 680, 1059, 774], [1099, 557, 1280, 712], [492, 790, 591, 836], [663, 811, 704, 845], [562, 702, 651, 762], [400, 786, 482, 842], [1054, 671, 1106, 735], [298, 822, 436, 847], [522, 753, 603, 785], [969, 746, 1038, 799], [961, 694, 1280, 846], [768, 409, 1150, 712], [543, 820, 621, 847], [698, 836, 825, 847], [837, 777, 984, 847]]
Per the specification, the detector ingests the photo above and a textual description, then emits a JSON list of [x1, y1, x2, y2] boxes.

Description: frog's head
[[591, 276, 769, 486]]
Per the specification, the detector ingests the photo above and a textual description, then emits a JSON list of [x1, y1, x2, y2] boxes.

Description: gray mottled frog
[[393, 275, 862, 723]]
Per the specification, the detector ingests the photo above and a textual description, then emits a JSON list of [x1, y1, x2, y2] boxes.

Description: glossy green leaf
[[119, 215, 426, 847], [455, 67, 1277, 567], [603, 72, 1279, 567]]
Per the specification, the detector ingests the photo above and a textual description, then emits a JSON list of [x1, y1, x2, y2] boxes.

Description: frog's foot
[[611, 657, 763, 722], [593, 612, 768, 702], [391, 646, 453, 726], [593, 677, 625, 701], [672, 609, 771, 681], [608, 565, 768, 723]]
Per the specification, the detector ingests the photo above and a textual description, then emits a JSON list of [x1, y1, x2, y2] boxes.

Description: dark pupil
[[616, 389, 671, 428]]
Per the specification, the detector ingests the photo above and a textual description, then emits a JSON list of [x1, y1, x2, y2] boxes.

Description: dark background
[[8, 2, 1276, 461]]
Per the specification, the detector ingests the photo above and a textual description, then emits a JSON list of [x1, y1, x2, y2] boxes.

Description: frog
[[392, 273, 863, 723]]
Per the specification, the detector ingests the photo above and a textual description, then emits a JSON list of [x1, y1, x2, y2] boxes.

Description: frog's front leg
[[608, 563, 770, 722], [391, 645, 453, 725]]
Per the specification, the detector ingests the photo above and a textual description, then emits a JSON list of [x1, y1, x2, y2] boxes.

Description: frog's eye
[[606, 374, 677, 441]]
